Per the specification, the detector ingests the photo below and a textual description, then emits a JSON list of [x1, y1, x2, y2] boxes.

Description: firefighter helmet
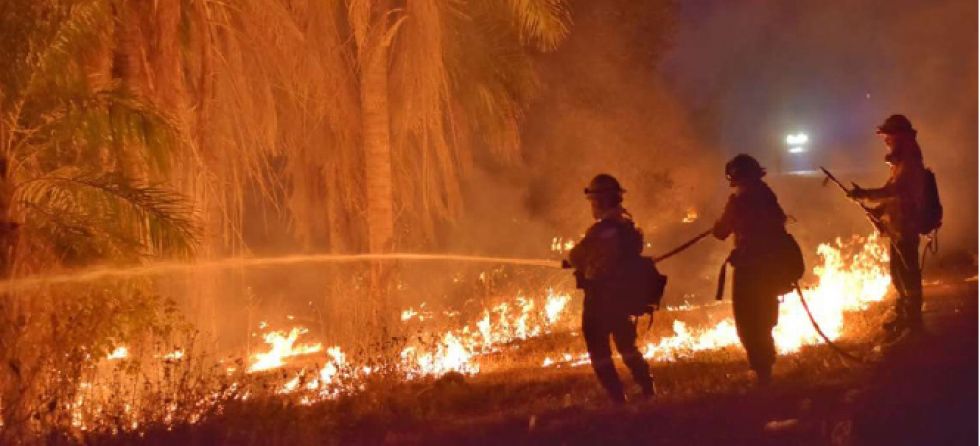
[[724, 154, 766, 182], [584, 174, 626, 195], [876, 114, 916, 135]]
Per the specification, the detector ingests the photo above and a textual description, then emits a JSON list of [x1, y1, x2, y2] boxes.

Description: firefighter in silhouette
[[712, 155, 788, 386], [566, 174, 655, 403], [848, 114, 933, 338]]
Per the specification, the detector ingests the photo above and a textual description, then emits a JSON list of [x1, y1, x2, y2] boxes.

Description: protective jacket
[[713, 179, 789, 377], [568, 210, 643, 316], [856, 156, 926, 238], [568, 209, 653, 401], [853, 140, 927, 332], [713, 180, 787, 265]]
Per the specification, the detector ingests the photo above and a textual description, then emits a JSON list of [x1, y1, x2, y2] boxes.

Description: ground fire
[[0, 0, 974, 444], [57, 232, 890, 428]]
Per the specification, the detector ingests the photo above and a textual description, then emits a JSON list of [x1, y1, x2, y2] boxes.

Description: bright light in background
[[785, 132, 809, 154], [785, 132, 809, 146]]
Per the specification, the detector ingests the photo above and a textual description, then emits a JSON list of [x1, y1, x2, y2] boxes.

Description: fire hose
[[578, 225, 871, 364], [920, 229, 940, 273], [793, 282, 866, 364], [653, 229, 712, 263], [560, 228, 712, 269], [653, 229, 868, 364]]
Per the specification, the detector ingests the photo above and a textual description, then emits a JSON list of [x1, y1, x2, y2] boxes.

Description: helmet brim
[[584, 188, 626, 195]]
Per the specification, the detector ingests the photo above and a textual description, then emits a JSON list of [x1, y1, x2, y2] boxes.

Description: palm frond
[[14, 171, 199, 260], [445, 1, 539, 162], [20, 0, 112, 101], [13, 87, 182, 177], [503, 0, 570, 51]]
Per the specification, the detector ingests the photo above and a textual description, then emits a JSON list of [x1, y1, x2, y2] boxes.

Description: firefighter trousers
[[582, 311, 653, 401], [889, 235, 923, 330], [732, 267, 780, 376]]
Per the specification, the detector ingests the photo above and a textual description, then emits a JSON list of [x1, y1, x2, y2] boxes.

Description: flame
[[544, 293, 571, 324], [248, 327, 323, 372], [682, 208, 699, 223], [771, 233, 890, 352], [643, 319, 740, 361], [401, 308, 420, 321], [68, 232, 893, 429], [552, 233, 891, 365], [107, 346, 128, 360], [398, 289, 572, 377], [638, 233, 890, 360], [260, 289, 575, 399], [268, 233, 888, 386], [550, 237, 577, 254], [231, 233, 889, 408]]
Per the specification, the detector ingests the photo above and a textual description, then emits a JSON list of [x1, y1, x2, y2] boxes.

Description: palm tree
[[110, 0, 571, 255], [0, 0, 198, 262], [0, 0, 572, 434], [350, 0, 571, 253], [0, 0, 198, 436], [74, 0, 572, 334]]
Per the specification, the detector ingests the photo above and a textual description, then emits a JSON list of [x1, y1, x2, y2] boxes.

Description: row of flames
[[218, 233, 890, 402], [69, 231, 890, 432], [235, 289, 576, 401]]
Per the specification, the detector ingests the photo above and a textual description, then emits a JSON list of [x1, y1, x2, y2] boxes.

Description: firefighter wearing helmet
[[566, 174, 655, 403], [848, 114, 938, 339], [713, 154, 791, 386]]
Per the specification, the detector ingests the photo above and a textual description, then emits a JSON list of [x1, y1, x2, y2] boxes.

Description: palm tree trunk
[[361, 44, 394, 255], [351, 0, 399, 336], [351, 0, 396, 255], [361, 41, 395, 334]]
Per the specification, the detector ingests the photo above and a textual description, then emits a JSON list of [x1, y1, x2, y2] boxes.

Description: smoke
[[661, 0, 978, 251], [453, 0, 976, 305], [194, 0, 978, 345], [442, 1, 729, 302], [458, 7, 713, 237]]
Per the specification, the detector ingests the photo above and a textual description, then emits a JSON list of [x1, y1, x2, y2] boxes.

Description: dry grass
[[62, 297, 896, 445]]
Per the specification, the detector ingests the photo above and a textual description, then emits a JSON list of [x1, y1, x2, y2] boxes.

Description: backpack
[[772, 232, 805, 294], [715, 232, 804, 300], [918, 168, 943, 234], [612, 255, 668, 317]]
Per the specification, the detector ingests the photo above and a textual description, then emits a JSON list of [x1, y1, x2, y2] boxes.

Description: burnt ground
[[94, 278, 977, 446]]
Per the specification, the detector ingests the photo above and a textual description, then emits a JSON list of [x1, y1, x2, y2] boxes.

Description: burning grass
[[5, 233, 895, 443]]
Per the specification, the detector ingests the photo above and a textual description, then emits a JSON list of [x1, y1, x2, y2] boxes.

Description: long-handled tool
[[819, 166, 910, 273], [819, 167, 889, 235]]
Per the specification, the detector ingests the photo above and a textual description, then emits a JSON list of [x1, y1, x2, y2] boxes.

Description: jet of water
[[0, 253, 562, 293]]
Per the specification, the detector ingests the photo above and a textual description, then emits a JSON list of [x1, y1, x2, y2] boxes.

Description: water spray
[[1, 225, 727, 294], [0, 253, 562, 294]]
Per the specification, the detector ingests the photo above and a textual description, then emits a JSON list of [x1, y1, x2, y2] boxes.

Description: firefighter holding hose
[[712, 154, 798, 386], [566, 174, 655, 404]]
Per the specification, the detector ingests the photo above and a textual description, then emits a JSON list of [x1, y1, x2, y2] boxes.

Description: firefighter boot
[[591, 360, 627, 404], [882, 297, 907, 334], [640, 380, 656, 400], [904, 293, 924, 334], [754, 367, 772, 387]]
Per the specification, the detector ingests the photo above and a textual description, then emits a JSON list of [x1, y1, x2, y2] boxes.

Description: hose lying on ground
[[794, 282, 866, 364], [652, 227, 869, 364]]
